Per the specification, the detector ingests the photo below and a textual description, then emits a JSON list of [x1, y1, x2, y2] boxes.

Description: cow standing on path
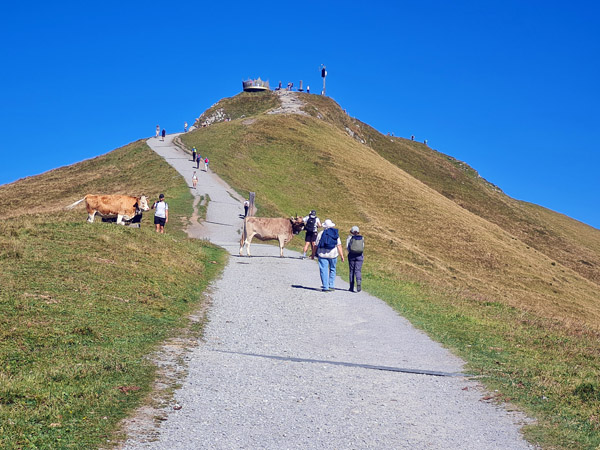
[[66, 195, 150, 225], [239, 217, 305, 257]]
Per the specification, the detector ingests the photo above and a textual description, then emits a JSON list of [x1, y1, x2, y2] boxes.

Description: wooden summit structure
[[242, 78, 270, 92]]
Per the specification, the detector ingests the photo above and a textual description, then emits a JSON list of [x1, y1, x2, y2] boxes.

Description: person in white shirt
[[152, 194, 169, 234], [302, 210, 322, 258], [312, 219, 344, 292]]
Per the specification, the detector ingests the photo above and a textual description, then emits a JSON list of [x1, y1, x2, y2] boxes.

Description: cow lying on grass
[[240, 216, 305, 257], [66, 194, 150, 225]]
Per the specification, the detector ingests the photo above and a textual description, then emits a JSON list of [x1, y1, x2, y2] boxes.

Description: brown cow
[[239, 216, 305, 257], [66, 194, 150, 225]]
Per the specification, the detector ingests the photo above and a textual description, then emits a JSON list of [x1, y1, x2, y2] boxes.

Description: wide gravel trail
[[123, 134, 534, 449]]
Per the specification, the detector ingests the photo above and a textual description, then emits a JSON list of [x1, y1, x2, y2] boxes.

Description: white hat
[[322, 219, 335, 228], [350, 226, 360, 233]]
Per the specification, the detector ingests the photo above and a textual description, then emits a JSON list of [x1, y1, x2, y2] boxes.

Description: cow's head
[[138, 195, 150, 211], [290, 216, 305, 235]]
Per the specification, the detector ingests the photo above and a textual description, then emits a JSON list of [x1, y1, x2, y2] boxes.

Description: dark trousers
[[348, 256, 363, 291], [244, 206, 249, 217]]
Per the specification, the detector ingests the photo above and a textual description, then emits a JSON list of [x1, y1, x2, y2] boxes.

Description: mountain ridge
[[182, 90, 600, 332]]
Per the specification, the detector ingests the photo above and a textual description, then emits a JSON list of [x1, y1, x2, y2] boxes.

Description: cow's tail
[[239, 218, 247, 251], [65, 198, 85, 210]]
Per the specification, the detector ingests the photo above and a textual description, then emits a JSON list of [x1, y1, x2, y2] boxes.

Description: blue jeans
[[318, 257, 337, 290]]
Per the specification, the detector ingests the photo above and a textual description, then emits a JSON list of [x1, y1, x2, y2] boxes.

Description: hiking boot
[[349, 283, 354, 292], [357, 282, 362, 292]]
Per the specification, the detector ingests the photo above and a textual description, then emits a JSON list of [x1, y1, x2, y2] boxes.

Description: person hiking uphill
[[312, 219, 344, 292], [346, 226, 364, 292], [152, 194, 169, 234], [302, 210, 321, 259]]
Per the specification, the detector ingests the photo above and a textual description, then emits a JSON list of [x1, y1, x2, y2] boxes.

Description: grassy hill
[[181, 91, 600, 449], [2, 90, 599, 448], [0, 141, 226, 448]]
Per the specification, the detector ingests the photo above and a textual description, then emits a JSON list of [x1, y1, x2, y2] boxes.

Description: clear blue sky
[[2, 1, 598, 229]]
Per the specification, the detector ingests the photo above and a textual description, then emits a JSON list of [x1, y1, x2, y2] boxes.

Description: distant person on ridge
[[346, 226, 364, 292], [302, 210, 321, 259], [192, 146, 197, 162], [196, 154, 201, 169], [184, 121, 188, 132], [312, 219, 344, 292], [156, 125, 160, 138], [161, 129, 166, 141], [192, 171, 198, 189], [204, 157, 209, 172]]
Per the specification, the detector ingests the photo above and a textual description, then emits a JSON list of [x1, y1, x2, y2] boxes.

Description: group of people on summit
[[302, 210, 364, 293]]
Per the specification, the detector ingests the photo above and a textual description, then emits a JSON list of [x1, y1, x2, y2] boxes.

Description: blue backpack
[[319, 228, 339, 250]]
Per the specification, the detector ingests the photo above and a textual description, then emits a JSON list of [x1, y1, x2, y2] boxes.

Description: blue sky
[[1, 1, 598, 229]]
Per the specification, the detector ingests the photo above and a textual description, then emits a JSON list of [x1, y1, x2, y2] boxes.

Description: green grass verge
[[0, 141, 227, 448], [365, 276, 600, 449]]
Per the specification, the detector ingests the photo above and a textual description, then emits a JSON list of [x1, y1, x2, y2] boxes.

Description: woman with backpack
[[312, 219, 344, 292], [346, 226, 364, 292], [302, 210, 321, 258]]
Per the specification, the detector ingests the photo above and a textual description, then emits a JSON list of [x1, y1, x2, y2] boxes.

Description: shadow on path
[[291, 285, 323, 292], [212, 350, 469, 378]]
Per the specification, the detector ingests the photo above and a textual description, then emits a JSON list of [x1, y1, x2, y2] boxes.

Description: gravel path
[[267, 90, 309, 116], [122, 134, 534, 449]]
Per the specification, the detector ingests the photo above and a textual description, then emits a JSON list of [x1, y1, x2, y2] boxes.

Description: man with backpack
[[312, 219, 344, 292], [302, 210, 321, 259], [346, 226, 364, 292]]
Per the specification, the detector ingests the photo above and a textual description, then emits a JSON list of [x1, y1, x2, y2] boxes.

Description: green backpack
[[349, 235, 364, 254]]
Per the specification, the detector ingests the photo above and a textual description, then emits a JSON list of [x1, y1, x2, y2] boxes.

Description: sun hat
[[350, 226, 360, 233], [322, 219, 335, 228]]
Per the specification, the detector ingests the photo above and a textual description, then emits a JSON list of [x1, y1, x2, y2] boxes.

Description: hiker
[[156, 125, 160, 138], [346, 226, 364, 292], [184, 121, 188, 132], [192, 171, 198, 189], [307, 85, 310, 94], [192, 146, 197, 161], [302, 210, 321, 258], [312, 219, 344, 292], [243, 199, 250, 217], [196, 154, 201, 169], [152, 194, 169, 234], [161, 129, 166, 141], [204, 157, 209, 172]]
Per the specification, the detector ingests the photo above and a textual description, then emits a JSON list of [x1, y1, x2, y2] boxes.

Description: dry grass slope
[[182, 101, 600, 333]]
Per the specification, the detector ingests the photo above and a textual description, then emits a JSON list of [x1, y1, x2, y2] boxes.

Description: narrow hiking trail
[[121, 134, 534, 449], [267, 90, 309, 116]]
